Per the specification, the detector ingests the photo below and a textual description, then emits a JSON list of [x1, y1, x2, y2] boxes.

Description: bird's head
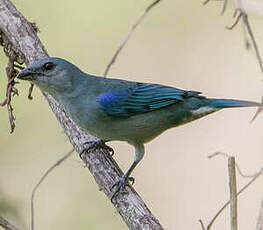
[[17, 57, 82, 96]]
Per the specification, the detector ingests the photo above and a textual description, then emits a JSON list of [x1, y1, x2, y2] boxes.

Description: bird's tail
[[208, 98, 261, 109]]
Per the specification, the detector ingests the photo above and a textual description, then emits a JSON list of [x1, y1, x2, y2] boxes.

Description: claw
[[79, 139, 114, 159], [110, 174, 135, 201], [128, 176, 135, 185]]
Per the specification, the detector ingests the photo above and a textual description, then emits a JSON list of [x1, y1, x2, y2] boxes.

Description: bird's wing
[[98, 83, 203, 117]]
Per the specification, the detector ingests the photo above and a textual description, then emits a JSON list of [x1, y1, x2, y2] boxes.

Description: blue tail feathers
[[208, 98, 260, 109]]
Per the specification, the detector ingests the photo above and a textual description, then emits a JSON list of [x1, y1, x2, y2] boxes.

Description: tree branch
[[0, 216, 20, 230], [0, 0, 164, 229]]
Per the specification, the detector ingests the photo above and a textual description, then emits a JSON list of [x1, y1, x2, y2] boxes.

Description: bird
[[16, 57, 261, 200]]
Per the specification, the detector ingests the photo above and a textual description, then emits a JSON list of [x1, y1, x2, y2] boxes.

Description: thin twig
[[0, 60, 19, 133], [221, 0, 228, 15], [209, 151, 261, 178], [243, 22, 251, 50], [228, 157, 238, 230], [242, 13, 263, 77], [256, 199, 263, 230], [207, 167, 263, 230], [203, 0, 211, 5], [204, 0, 263, 77], [251, 94, 263, 124], [226, 11, 243, 30], [1, 24, 33, 133], [28, 83, 34, 100], [0, 216, 20, 230], [0, 32, 23, 133], [13, 63, 35, 100], [199, 219, 206, 230], [226, 8, 263, 77], [207, 152, 263, 229], [208, 151, 228, 159], [31, 149, 74, 230], [103, 0, 161, 77], [203, 0, 228, 13]]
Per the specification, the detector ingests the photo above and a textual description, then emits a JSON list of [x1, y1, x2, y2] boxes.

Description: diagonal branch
[[0, 0, 164, 229], [204, 0, 263, 79], [31, 149, 74, 230], [0, 216, 20, 230], [206, 152, 263, 230], [200, 152, 263, 230], [103, 0, 162, 77], [207, 167, 263, 229]]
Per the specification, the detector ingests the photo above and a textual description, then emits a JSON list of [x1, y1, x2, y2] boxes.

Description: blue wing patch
[[98, 83, 202, 117]]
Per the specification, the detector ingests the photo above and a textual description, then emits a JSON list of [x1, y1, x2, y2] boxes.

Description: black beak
[[16, 68, 34, 80]]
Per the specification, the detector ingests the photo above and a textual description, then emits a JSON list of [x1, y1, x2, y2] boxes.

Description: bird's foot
[[110, 173, 135, 201], [80, 139, 114, 159]]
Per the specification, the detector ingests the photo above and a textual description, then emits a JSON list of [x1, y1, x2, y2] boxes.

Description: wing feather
[[98, 83, 202, 116]]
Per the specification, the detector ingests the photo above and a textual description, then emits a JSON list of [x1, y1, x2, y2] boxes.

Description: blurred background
[[1, 0, 263, 229]]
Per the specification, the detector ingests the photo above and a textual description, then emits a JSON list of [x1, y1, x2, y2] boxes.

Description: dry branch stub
[[0, 31, 25, 133]]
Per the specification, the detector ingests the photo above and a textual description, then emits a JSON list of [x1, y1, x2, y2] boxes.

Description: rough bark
[[0, 0, 164, 229]]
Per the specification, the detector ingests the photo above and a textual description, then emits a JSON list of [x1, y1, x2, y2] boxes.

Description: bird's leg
[[80, 139, 114, 159], [110, 144, 145, 201]]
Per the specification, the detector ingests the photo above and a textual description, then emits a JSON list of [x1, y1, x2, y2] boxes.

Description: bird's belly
[[71, 111, 165, 143], [67, 99, 219, 144], [88, 121, 165, 144], [87, 105, 219, 143], [77, 111, 176, 144]]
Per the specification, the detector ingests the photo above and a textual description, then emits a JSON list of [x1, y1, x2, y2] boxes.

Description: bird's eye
[[43, 62, 54, 71]]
